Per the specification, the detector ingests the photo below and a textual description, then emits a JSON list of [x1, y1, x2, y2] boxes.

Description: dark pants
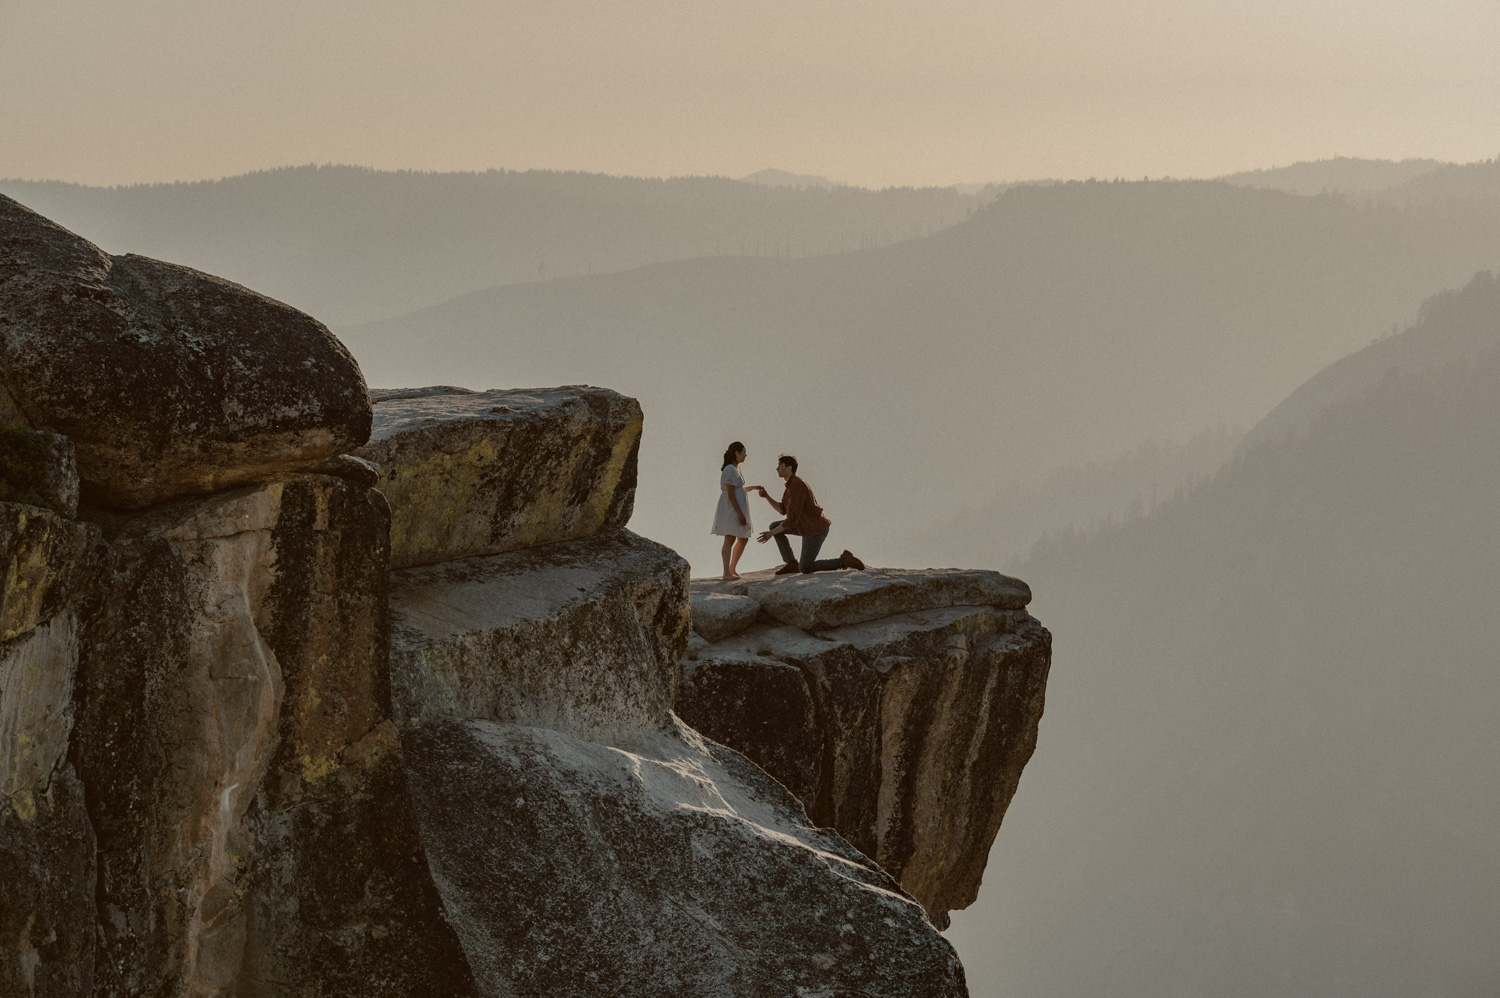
[[770, 520, 843, 573]]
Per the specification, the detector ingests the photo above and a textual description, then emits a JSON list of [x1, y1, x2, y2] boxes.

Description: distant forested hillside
[[880, 425, 1243, 570], [1219, 156, 1500, 210], [949, 273, 1500, 998], [0, 166, 987, 324], [342, 179, 1500, 567], [1246, 271, 1500, 448], [1381, 157, 1500, 208], [1218, 156, 1447, 195]]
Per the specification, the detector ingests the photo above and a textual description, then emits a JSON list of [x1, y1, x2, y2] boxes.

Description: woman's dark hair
[[722, 441, 745, 469]]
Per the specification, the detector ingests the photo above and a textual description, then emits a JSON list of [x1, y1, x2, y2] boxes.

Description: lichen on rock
[[0, 502, 97, 644], [355, 385, 642, 569]]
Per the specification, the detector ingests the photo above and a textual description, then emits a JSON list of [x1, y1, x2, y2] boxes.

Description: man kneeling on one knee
[[749, 453, 865, 575]]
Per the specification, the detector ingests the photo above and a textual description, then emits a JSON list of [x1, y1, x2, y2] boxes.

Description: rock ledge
[[678, 566, 1051, 923]]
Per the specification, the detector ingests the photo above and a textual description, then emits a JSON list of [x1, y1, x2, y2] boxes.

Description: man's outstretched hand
[[756, 530, 773, 544]]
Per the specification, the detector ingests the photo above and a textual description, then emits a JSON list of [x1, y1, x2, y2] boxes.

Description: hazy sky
[[4, 0, 1498, 188]]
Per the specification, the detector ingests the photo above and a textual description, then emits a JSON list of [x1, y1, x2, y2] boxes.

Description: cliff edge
[[680, 569, 1051, 925], [1, 192, 1051, 997]]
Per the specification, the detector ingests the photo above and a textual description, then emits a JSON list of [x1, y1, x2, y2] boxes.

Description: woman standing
[[711, 441, 752, 579]]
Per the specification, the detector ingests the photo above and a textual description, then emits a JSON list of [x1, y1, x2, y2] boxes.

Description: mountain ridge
[[339, 179, 1500, 563], [0, 164, 989, 326]]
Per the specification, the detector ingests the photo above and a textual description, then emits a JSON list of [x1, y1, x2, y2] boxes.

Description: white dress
[[711, 464, 752, 538]]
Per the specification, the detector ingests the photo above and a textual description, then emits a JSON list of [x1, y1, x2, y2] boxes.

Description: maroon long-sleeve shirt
[[781, 475, 832, 535]]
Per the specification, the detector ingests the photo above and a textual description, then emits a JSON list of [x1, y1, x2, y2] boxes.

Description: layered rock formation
[[388, 529, 689, 741], [377, 424, 965, 995], [1, 197, 1048, 997], [677, 570, 1053, 925]]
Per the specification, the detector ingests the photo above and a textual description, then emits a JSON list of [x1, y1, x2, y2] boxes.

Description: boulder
[[0, 194, 372, 509], [698, 567, 1031, 632], [689, 589, 761, 642], [354, 386, 642, 569], [389, 529, 690, 743], [71, 475, 470, 997], [677, 571, 1052, 923], [402, 715, 967, 998]]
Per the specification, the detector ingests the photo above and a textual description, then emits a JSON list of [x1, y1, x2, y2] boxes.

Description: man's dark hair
[[778, 453, 798, 474]]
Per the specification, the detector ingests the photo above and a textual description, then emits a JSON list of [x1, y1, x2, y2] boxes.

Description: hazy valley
[[5, 157, 1499, 996], [949, 273, 1500, 996]]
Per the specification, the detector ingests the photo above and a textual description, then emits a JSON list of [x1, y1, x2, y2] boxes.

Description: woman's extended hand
[[747, 485, 764, 495]]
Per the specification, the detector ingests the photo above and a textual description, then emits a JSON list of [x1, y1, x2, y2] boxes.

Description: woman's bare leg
[[728, 536, 748, 578], [721, 535, 736, 579]]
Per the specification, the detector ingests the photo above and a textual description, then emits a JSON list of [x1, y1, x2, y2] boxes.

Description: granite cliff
[[679, 571, 1051, 926], [1, 193, 1051, 996]]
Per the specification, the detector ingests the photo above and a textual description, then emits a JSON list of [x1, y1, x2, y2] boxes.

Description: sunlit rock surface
[[405, 715, 966, 998], [389, 529, 690, 742], [688, 589, 762, 642], [71, 476, 470, 997], [679, 568, 1052, 923], [747, 567, 1032, 631], [355, 385, 641, 569], [0, 194, 372, 509]]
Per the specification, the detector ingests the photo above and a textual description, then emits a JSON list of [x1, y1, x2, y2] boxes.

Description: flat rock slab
[[0, 194, 372, 509], [694, 566, 1031, 631], [688, 590, 761, 642], [403, 715, 966, 998], [356, 385, 642, 569], [389, 529, 689, 744]]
